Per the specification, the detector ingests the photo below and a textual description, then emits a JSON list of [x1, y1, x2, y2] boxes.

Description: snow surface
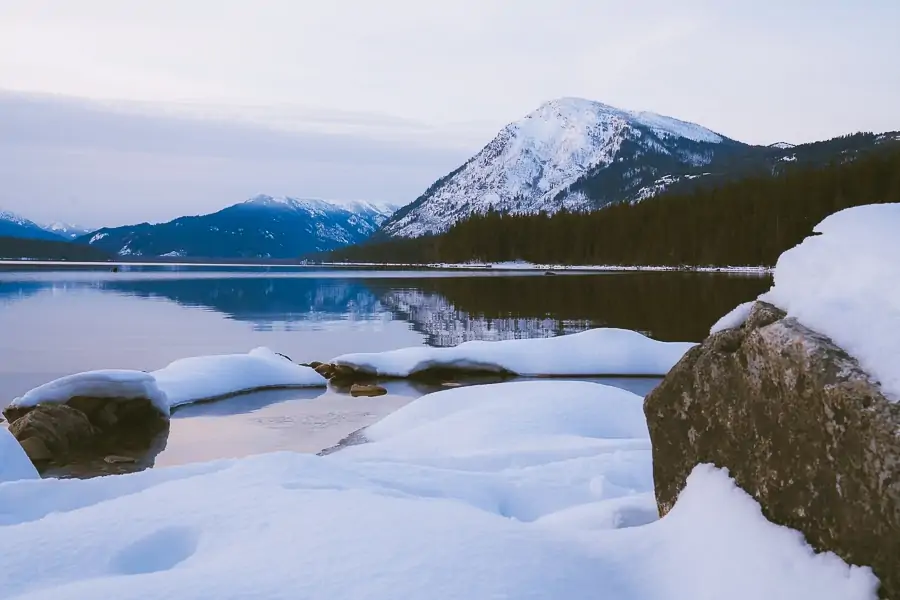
[[382, 97, 728, 238], [8, 348, 326, 416], [759, 203, 900, 400], [332, 328, 695, 377], [154, 347, 326, 408], [0, 427, 39, 483], [10, 370, 169, 414], [710, 300, 755, 334], [0, 381, 877, 599]]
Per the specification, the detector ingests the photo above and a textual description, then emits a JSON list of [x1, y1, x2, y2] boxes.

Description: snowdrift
[[331, 328, 695, 378], [0, 381, 876, 599]]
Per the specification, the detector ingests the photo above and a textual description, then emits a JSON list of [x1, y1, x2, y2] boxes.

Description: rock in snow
[[331, 327, 695, 378], [0, 381, 877, 600], [645, 204, 900, 598]]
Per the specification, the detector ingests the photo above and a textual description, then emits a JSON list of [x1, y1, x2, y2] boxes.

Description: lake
[[0, 266, 771, 474]]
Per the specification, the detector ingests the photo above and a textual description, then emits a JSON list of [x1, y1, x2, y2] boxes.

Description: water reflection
[[0, 269, 772, 345]]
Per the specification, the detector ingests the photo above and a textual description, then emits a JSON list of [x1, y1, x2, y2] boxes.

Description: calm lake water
[[0, 266, 771, 472]]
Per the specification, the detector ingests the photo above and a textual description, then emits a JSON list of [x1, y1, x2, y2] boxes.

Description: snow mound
[[332, 328, 695, 377], [0, 381, 876, 599], [153, 347, 326, 408], [710, 300, 754, 334], [7, 348, 326, 417], [10, 370, 168, 414], [0, 428, 38, 483], [759, 203, 900, 400]]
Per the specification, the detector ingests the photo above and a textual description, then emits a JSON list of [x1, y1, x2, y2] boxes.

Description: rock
[[275, 352, 293, 362], [307, 361, 324, 369], [19, 436, 52, 462], [314, 364, 335, 378], [8, 404, 97, 459], [349, 384, 388, 397], [104, 455, 137, 464], [67, 396, 104, 417], [441, 382, 462, 388], [2, 405, 31, 424], [331, 364, 360, 382], [645, 301, 900, 598], [92, 401, 119, 428]]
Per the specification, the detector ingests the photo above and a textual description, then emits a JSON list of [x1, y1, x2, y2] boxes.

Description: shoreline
[[0, 259, 774, 274]]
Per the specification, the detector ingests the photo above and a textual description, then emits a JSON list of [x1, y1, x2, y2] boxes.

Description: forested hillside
[[328, 143, 900, 267]]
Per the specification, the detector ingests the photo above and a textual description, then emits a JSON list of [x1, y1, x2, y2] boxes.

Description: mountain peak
[[381, 97, 737, 238]]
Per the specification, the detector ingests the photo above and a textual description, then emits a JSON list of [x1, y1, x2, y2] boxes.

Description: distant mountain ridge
[[0, 210, 65, 241], [41, 221, 91, 240], [78, 195, 399, 259]]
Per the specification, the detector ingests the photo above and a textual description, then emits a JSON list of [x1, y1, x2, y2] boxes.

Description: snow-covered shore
[[0, 381, 876, 599]]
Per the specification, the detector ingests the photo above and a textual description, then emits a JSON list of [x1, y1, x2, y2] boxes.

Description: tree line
[[328, 145, 900, 266]]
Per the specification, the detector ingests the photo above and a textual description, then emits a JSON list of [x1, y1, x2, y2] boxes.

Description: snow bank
[[332, 328, 695, 377], [7, 348, 326, 416], [153, 347, 326, 408], [0, 428, 38, 483], [0, 381, 876, 599], [10, 370, 168, 414], [758, 203, 900, 400]]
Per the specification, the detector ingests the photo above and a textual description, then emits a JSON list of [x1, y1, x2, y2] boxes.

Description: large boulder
[[645, 301, 900, 598]]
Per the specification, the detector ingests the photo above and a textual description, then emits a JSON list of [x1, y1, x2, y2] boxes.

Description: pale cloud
[[0, 0, 898, 225]]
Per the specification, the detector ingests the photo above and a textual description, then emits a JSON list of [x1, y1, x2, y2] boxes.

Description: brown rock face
[[645, 301, 900, 598], [8, 404, 97, 458]]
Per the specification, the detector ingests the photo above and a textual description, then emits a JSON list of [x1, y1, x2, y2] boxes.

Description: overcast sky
[[1, 0, 898, 227]]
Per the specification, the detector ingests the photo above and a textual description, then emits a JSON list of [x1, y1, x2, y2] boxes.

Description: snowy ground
[[332, 328, 695, 377], [7, 348, 326, 416], [0, 381, 876, 599]]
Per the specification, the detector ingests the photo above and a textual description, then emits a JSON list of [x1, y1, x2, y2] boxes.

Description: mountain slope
[[0, 210, 66, 241], [77, 195, 397, 259], [381, 97, 745, 237]]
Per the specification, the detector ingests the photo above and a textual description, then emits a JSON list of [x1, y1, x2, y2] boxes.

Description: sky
[[1, 0, 898, 227]]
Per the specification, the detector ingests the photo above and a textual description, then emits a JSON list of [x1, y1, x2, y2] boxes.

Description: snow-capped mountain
[[77, 195, 399, 259], [0, 210, 66, 241], [382, 97, 746, 237], [41, 221, 91, 240]]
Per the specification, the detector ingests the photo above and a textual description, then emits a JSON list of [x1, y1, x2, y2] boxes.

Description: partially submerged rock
[[349, 384, 388, 397], [4, 397, 169, 477], [645, 301, 900, 598]]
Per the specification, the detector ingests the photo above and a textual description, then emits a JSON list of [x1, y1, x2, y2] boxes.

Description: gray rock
[[645, 301, 900, 598]]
